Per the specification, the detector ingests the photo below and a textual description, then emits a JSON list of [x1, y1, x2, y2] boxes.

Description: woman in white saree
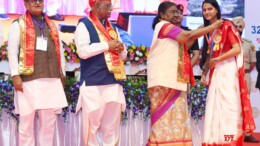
[[200, 0, 256, 145]]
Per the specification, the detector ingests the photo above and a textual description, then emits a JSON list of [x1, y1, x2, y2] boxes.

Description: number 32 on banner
[[251, 25, 260, 34]]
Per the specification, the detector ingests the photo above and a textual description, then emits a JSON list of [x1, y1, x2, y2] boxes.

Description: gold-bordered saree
[[147, 87, 192, 146], [147, 22, 193, 146]]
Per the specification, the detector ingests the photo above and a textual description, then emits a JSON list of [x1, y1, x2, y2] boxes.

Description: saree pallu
[[147, 86, 192, 146], [202, 57, 243, 146]]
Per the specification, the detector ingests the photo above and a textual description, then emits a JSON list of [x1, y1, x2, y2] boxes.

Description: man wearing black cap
[[174, 4, 200, 67]]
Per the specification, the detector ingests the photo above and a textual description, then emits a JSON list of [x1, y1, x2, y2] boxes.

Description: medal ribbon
[[32, 17, 46, 36], [89, 11, 120, 66]]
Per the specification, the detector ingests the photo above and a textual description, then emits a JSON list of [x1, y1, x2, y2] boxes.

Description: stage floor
[[1, 14, 83, 44]]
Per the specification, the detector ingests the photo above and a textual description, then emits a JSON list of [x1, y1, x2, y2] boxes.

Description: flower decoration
[[187, 80, 208, 123], [0, 41, 8, 62], [0, 75, 152, 124], [120, 75, 150, 124], [63, 41, 80, 63], [61, 77, 80, 122], [0, 75, 19, 121], [125, 45, 150, 66]]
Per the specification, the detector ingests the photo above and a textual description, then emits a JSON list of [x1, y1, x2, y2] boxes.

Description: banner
[[245, 0, 260, 51], [245, 0, 260, 132]]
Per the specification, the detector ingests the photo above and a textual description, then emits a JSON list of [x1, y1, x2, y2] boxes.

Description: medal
[[213, 33, 222, 51], [108, 29, 118, 40], [213, 34, 221, 43]]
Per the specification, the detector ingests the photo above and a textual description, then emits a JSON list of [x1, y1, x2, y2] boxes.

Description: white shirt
[[74, 21, 127, 113], [8, 21, 66, 76], [7, 20, 68, 115]]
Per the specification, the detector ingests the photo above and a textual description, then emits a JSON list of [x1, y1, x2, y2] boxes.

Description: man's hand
[[108, 40, 124, 54], [12, 75, 23, 92]]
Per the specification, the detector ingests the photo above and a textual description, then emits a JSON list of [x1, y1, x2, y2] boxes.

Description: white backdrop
[[245, 0, 260, 52]]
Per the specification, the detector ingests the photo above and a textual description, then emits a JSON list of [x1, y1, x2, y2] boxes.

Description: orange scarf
[[178, 42, 196, 86], [89, 11, 126, 80], [18, 11, 61, 75]]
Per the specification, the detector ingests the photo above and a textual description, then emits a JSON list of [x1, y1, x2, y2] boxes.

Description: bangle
[[213, 58, 218, 63], [208, 25, 213, 32]]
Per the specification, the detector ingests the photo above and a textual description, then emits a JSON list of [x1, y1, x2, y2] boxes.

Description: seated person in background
[[46, 0, 64, 21], [0, 0, 10, 19]]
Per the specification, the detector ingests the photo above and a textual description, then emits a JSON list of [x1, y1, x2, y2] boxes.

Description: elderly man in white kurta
[[8, 0, 68, 146], [75, 0, 127, 145]]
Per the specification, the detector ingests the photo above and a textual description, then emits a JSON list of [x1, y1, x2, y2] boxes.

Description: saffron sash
[[18, 11, 61, 75], [89, 11, 126, 80]]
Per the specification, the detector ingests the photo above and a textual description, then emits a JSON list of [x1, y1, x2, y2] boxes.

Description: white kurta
[[74, 22, 127, 114], [8, 21, 68, 116], [75, 20, 127, 145]]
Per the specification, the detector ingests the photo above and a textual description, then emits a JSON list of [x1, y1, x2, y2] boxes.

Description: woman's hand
[[209, 58, 218, 69], [197, 25, 204, 29], [201, 74, 207, 86], [210, 19, 224, 30]]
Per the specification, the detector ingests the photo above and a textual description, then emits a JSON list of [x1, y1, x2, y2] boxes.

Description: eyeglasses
[[235, 25, 243, 29], [170, 10, 183, 15], [98, 3, 113, 10], [26, 0, 44, 3]]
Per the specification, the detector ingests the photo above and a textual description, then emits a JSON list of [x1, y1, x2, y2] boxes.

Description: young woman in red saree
[[147, 1, 223, 146], [200, 0, 256, 145]]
